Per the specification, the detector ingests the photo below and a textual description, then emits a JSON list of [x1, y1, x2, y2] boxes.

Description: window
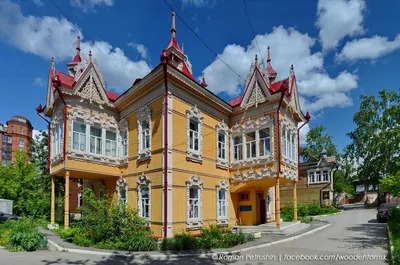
[[20, 127, 23, 135], [291, 134, 296, 161], [233, 136, 243, 161], [52, 124, 63, 158], [308, 172, 315, 184], [240, 192, 249, 201], [189, 187, 200, 219], [2, 135, 12, 144], [121, 131, 128, 157], [282, 128, 297, 162], [99, 191, 104, 200], [186, 106, 203, 163], [105, 130, 117, 157], [19, 139, 24, 151], [246, 132, 256, 159], [316, 171, 321, 182], [216, 180, 229, 224], [323, 171, 329, 182], [189, 119, 199, 151], [72, 121, 86, 152], [90, 126, 102, 155], [11, 126, 14, 133], [139, 120, 150, 151], [139, 187, 150, 219], [119, 189, 127, 205], [186, 176, 203, 229], [217, 132, 226, 160], [259, 128, 270, 156], [282, 128, 287, 157]]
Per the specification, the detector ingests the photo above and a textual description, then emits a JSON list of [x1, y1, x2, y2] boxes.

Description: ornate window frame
[[137, 175, 151, 224], [186, 106, 203, 163], [230, 115, 274, 169], [116, 177, 128, 206], [280, 116, 297, 167], [216, 121, 229, 169], [118, 118, 128, 165], [216, 180, 229, 225], [186, 176, 203, 230], [137, 106, 151, 161]]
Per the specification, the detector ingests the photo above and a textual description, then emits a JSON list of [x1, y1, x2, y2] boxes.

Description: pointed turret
[[166, 12, 183, 53], [254, 54, 258, 67], [89, 50, 92, 64], [266, 46, 277, 82], [67, 36, 83, 76], [200, 73, 208, 88]]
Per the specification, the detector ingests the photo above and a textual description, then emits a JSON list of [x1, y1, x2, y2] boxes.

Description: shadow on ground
[[41, 252, 236, 265], [328, 222, 387, 250]]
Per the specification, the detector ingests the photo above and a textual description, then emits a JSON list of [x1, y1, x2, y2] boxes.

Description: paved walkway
[[0, 204, 389, 265]]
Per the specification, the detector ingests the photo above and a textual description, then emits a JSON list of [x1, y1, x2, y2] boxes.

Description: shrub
[[389, 209, 400, 264], [0, 218, 47, 252]]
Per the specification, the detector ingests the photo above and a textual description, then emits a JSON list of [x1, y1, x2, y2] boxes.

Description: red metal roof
[[266, 63, 277, 75], [49, 67, 119, 102], [227, 95, 244, 107], [167, 37, 182, 53], [68, 54, 82, 65]]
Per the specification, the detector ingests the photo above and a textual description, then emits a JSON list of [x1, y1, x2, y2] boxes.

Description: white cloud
[[299, 122, 310, 145], [179, 0, 215, 8], [127, 42, 148, 59], [0, 0, 151, 92], [70, 0, 113, 12], [337, 35, 400, 61], [32, 129, 42, 140], [201, 26, 358, 113], [316, 0, 366, 50], [33, 77, 46, 87], [32, 0, 44, 7]]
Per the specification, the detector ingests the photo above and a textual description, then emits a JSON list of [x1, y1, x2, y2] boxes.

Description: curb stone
[[312, 210, 344, 218], [45, 222, 331, 259], [387, 224, 395, 265]]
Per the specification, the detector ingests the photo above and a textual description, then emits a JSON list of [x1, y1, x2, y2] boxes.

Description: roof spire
[[181, 43, 184, 54], [51, 57, 55, 69], [255, 54, 258, 67], [76, 35, 81, 55], [267, 46, 271, 63], [89, 51, 92, 64], [200, 72, 208, 88], [171, 12, 176, 38]]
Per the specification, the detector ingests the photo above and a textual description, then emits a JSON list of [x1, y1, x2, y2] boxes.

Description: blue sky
[[0, 0, 399, 152]]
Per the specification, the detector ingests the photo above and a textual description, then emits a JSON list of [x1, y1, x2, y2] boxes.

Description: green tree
[[380, 163, 400, 197], [29, 130, 48, 174], [301, 125, 339, 162], [346, 89, 400, 189]]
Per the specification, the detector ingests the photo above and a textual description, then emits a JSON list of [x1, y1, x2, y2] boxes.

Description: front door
[[260, 199, 266, 224]]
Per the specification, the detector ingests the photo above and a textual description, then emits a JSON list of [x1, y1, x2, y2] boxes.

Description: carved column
[[276, 177, 281, 229], [64, 171, 70, 228], [51, 176, 55, 224], [293, 180, 297, 222]]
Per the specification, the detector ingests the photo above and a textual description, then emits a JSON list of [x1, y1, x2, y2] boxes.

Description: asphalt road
[[0, 204, 389, 265]]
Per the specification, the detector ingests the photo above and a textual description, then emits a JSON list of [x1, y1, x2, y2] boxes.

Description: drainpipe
[[36, 104, 50, 171], [297, 112, 311, 180], [52, 74, 68, 163], [161, 50, 169, 239]]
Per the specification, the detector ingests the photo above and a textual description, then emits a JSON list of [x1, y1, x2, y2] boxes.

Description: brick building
[[0, 115, 33, 165]]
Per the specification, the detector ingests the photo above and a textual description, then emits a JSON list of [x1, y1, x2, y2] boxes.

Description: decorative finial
[[267, 46, 271, 63], [200, 72, 208, 88], [89, 51, 92, 64], [51, 57, 55, 68], [290, 64, 294, 71], [255, 54, 258, 66], [171, 12, 176, 37], [76, 35, 81, 55], [181, 43, 184, 54]]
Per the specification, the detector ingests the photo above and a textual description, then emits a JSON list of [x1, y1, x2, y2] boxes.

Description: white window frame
[[186, 176, 203, 230], [19, 139, 24, 151], [245, 131, 257, 159], [216, 121, 228, 168], [137, 175, 151, 223], [89, 125, 102, 155], [105, 130, 117, 157], [121, 130, 128, 157], [216, 180, 229, 225], [137, 106, 151, 161], [233, 135, 243, 161], [72, 120, 87, 152], [116, 177, 128, 206], [258, 127, 271, 157], [281, 126, 297, 163], [307, 168, 330, 184], [186, 106, 203, 163]]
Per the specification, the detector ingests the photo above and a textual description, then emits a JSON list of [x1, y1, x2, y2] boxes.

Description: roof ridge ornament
[[255, 54, 258, 67], [200, 72, 208, 88], [171, 12, 176, 38], [89, 50, 92, 64], [76, 35, 81, 55], [51, 57, 55, 75], [267, 46, 271, 63]]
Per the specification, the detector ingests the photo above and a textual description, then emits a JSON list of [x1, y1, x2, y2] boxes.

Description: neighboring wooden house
[[352, 179, 379, 203], [281, 149, 337, 206]]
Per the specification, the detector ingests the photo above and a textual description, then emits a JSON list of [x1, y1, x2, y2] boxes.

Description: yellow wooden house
[[37, 12, 309, 238]]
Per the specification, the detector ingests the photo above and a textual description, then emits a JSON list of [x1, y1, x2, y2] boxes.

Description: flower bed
[[0, 218, 47, 252], [160, 225, 254, 251]]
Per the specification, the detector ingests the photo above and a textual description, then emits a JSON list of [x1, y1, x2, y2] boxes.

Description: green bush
[[281, 202, 340, 222], [55, 188, 157, 252], [389, 208, 400, 264], [0, 218, 47, 252]]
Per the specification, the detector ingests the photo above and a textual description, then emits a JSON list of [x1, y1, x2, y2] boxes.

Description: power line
[[48, 0, 131, 83], [243, 0, 263, 60], [163, 0, 245, 82]]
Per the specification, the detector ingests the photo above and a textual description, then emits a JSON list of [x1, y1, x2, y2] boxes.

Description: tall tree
[[301, 125, 339, 162], [346, 89, 400, 186]]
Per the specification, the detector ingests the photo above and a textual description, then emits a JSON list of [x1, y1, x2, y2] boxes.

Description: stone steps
[[234, 221, 310, 236]]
